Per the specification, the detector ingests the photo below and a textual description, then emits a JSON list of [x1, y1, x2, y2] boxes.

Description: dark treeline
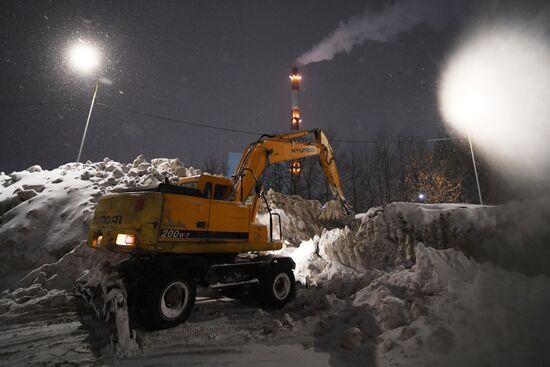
[[201, 129, 512, 213]]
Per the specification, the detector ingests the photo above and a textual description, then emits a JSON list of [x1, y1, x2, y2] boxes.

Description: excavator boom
[[229, 128, 352, 215]]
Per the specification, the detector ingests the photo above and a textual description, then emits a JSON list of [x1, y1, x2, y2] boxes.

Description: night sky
[[0, 0, 545, 173]]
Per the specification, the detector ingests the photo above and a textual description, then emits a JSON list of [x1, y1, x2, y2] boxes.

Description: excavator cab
[[177, 175, 231, 200]]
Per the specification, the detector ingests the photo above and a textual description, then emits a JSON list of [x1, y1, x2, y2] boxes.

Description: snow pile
[[276, 236, 363, 287], [0, 239, 139, 355], [272, 201, 498, 283], [318, 199, 349, 227], [256, 190, 349, 245], [357, 244, 550, 366], [269, 197, 550, 277], [277, 243, 550, 366], [0, 283, 70, 315], [256, 190, 325, 245], [0, 240, 129, 316], [21, 240, 129, 290], [259, 193, 550, 366], [0, 156, 198, 276]]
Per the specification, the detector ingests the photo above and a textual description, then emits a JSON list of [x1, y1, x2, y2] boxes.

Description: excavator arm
[[228, 128, 352, 216]]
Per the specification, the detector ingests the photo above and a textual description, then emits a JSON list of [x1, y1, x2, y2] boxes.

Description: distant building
[[227, 152, 242, 177]]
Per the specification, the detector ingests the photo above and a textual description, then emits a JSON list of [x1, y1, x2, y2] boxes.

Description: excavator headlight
[[116, 234, 136, 246]]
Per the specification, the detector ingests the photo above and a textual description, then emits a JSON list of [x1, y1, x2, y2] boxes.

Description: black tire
[[258, 265, 295, 309], [142, 273, 196, 330]]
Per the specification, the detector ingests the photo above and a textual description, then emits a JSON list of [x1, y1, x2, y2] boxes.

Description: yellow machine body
[[88, 128, 350, 256], [89, 175, 280, 254]]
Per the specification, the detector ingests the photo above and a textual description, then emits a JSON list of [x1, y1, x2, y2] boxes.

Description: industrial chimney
[[289, 66, 302, 131], [289, 67, 302, 192]]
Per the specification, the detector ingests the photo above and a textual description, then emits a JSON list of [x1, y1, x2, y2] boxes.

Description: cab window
[[214, 184, 229, 200], [203, 182, 212, 199], [179, 181, 198, 189]]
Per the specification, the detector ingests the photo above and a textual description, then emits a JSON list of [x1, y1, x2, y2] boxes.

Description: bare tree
[[342, 144, 364, 209], [264, 163, 291, 194], [359, 145, 374, 209], [203, 154, 223, 175], [372, 130, 394, 204], [299, 156, 322, 199], [405, 150, 462, 203]]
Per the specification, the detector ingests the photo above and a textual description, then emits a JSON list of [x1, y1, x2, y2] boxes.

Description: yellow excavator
[[83, 128, 350, 330]]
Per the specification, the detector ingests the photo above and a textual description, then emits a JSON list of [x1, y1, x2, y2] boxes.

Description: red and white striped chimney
[[289, 66, 302, 131], [289, 66, 302, 182]]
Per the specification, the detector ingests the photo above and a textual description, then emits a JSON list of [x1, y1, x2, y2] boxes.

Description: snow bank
[[355, 244, 550, 366], [0, 156, 198, 276], [277, 242, 550, 366], [256, 190, 348, 245], [19, 241, 129, 291], [0, 283, 70, 315], [271, 198, 550, 277], [275, 236, 364, 287], [255, 190, 325, 245], [264, 194, 550, 366]]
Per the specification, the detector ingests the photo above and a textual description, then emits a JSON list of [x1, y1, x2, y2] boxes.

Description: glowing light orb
[[68, 42, 99, 73], [438, 21, 550, 185], [418, 193, 425, 201]]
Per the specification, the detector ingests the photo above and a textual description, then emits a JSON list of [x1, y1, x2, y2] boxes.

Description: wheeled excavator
[[79, 128, 351, 330]]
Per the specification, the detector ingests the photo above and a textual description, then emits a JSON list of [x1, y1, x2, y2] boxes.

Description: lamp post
[[467, 130, 483, 205], [67, 42, 100, 163], [76, 80, 99, 163]]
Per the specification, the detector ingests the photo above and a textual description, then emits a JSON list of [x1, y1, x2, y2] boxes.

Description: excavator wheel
[[258, 264, 295, 309], [141, 272, 196, 330]]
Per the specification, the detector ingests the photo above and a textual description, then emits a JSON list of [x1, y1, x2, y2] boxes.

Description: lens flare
[[67, 41, 99, 74], [438, 20, 550, 186]]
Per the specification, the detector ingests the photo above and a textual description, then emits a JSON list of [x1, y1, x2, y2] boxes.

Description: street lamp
[[67, 41, 100, 163]]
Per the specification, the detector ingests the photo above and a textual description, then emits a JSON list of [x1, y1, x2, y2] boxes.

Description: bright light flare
[[438, 21, 550, 186], [116, 234, 136, 246], [68, 41, 100, 74]]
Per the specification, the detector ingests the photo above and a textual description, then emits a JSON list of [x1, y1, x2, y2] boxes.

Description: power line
[[335, 136, 464, 143], [96, 102, 265, 136], [424, 137, 465, 142], [2, 99, 465, 143], [97, 103, 464, 144], [0, 101, 68, 106]]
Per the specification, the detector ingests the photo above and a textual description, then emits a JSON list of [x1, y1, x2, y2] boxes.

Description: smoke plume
[[297, 0, 453, 65]]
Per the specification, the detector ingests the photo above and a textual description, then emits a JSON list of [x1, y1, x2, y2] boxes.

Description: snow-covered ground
[[1, 158, 549, 366]]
